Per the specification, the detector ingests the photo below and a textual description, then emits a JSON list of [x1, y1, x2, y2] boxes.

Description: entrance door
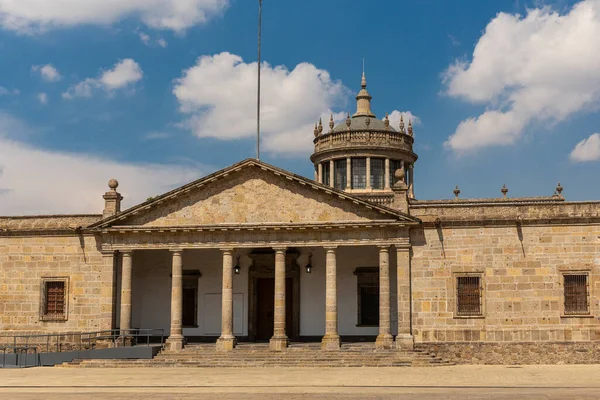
[[255, 278, 293, 341]]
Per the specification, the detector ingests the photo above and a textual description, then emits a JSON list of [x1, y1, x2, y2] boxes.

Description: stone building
[[1, 74, 599, 364]]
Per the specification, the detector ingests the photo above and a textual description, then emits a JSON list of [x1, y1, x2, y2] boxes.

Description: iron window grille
[[456, 276, 482, 316], [564, 274, 589, 315], [40, 278, 69, 321], [322, 162, 331, 186], [370, 158, 385, 189], [333, 159, 347, 190], [351, 158, 367, 189]]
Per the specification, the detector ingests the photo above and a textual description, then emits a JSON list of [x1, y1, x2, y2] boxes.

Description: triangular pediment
[[92, 159, 419, 228]]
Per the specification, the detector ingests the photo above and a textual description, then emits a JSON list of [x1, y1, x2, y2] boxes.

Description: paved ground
[[1, 365, 600, 399]]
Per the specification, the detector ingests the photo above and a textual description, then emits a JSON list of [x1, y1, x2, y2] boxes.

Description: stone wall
[[410, 201, 600, 349], [0, 233, 113, 339], [417, 342, 600, 364]]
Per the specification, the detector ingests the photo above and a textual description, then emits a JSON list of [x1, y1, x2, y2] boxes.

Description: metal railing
[[0, 328, 165, 368]]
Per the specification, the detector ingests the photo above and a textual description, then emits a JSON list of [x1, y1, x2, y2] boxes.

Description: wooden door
[[255, 278, 294, 341]]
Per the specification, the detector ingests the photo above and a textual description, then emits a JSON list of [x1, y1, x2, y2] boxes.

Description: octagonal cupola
[[310, 72, 418, 205]]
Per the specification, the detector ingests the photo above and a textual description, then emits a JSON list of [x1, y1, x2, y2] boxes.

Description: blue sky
[[0, 0, 599, 215]]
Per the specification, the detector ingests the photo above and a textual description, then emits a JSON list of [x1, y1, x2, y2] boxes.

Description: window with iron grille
[[354, 267, 379, 326], [322, 162, 330, 186], [564, 274, 589, 315], [333, 159, 346, 190], [40, 278, 68, 321], [456, 276, 482, 316], [370, 158, 385, 189], [351, 158, 367, 189]]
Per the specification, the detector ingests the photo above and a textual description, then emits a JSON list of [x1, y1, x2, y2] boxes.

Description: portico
[[92, 159, 419, 352]]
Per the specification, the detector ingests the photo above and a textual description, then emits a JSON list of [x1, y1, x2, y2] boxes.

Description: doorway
[[255, 278, 294, 341]]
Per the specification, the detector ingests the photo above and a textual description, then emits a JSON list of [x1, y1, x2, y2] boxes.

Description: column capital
[[395, 244, 411, 252], [272, 246, 288, 253], [169, 248, 184, 254], [100, 250, 116, 257], [323, 245, 338, 251], [377, 245, 391, 251], [121, 250, 133, 257], [219, 247, 235, 253]]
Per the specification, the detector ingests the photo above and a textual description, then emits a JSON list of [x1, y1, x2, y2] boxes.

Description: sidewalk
[[1, 365, 600, 399]]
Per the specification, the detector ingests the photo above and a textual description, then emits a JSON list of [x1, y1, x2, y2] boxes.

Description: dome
[[332, 116, 397, 133]]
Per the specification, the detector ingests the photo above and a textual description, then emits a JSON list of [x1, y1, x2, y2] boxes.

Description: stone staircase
[[60, 342, 453, 368]]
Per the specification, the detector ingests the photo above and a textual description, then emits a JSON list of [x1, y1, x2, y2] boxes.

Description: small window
[[322, 162, 330, 186], [40, 278, 68, 321], [564, 274, 589, 315], [456, 276, 482, 316], [370, 158, 385, 189], [354, 267, 379, 326], [351, 158, 367, 189], [333, 159, 347, 190]]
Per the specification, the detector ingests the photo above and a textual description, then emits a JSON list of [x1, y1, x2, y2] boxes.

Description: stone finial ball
[[394, 168, 405, 181], [108, 179, 119, 190]]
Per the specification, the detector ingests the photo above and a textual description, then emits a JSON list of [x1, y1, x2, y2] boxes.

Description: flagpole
[[256, 0, 262, 160]]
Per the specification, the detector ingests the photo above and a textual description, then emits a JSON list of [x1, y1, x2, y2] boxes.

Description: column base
[[269, 335, 289, 351], [375, 333, 394, 350], [321, 334, 341, 351], [166, 335, 185, 351], [216, 336, 237, 351], [395, 334, 414, 350]]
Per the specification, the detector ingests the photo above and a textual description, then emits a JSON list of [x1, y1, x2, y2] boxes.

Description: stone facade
[[1, 75, 599, 364]]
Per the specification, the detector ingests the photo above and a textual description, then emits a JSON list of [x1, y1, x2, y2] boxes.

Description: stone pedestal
[[395, 333, 414, 350]]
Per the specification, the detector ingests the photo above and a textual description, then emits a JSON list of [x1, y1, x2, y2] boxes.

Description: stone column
[[396, 247, 414, 350], [119, 251, 133, 337], [270, 247, 289, 351], [217, 249, 236, 350], [376, 246, 394, 349], [384, 159, 390, 190], [317, 163, 323, 184], [322, 247, 340, 350], [346, 157, 352, 189], [166, 250, 185, 351], [366, 157, 372, 190], [329, 160, 334, 188]]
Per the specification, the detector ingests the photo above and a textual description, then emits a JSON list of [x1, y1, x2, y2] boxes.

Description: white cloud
[[63, 59, 143, 99], [570, 133, 600, 162], [37, 92, 48, 104], [443, 0, 600, 153], [138, 31, 168, 47], [0, 114, 203, 215], [139, 31, 151, 45], [32, 64, 62, 82], [0, 87, 19, 96], [173, 52, 349, 156], [0, 0, 229, 34], [386, 110, 421, 131]]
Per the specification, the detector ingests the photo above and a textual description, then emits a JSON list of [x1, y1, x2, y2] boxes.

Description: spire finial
[[501, 184, 508, 198], [318, 117, 323, 134], [313, 122, 319, 137], [399, 115, 405, 134], [384, 112, 390, 128], [556, 182, 563, 197], [408, 119, 413, 137], [454, 185, 460, 200], [329, 113, 334, 131], [346, 112, 351, 128]]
